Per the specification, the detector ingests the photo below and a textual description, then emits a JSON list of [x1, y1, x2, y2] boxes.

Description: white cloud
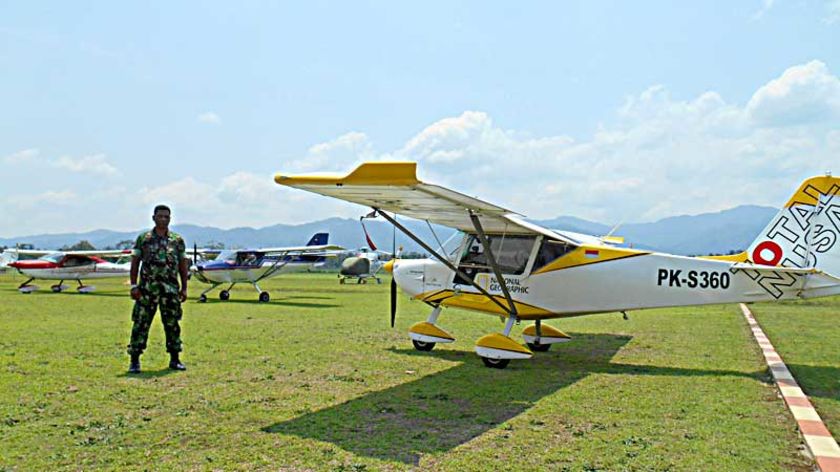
[[197, 112, 222, 124], [52, 154, 119, 176], [746, 60, 840, 126], [3, 60, 839, 236], [750, 0, 775, 21], [134, 172, 356, 228], [3, 148, 39, 164]]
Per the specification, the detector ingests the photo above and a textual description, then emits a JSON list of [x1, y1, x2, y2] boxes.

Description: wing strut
[[469, 210, 518, 317], [375, 208, 515, 316]]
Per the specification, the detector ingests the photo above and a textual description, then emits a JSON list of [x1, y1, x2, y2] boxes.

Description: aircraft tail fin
[[746, 175, 840, 275], [306, 233, 329, 246]]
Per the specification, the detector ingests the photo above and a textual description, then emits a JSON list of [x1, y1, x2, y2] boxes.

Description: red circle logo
[[752, 241, 783, 266]]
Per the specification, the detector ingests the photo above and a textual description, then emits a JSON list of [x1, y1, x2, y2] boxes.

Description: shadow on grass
[[68, 291, 341, 308], [262, 332, 779, 464], [263, 333, 631, 464], [117, 368, 180, 379], [196, 298, 340, 308], [786, 364, 840, 400]]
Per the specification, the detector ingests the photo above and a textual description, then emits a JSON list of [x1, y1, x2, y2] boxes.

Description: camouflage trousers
[[127, 292, 182, 355]]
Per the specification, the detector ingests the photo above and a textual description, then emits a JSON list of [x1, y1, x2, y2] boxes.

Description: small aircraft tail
[[306, 233, 329, 246], [745, 175, 840, 275]]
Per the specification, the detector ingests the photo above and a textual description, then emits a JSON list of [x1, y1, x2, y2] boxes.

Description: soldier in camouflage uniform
[[127, 204, 190, 373]]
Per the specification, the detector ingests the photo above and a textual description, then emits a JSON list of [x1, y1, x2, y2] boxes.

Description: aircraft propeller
[[390, 274, 397, 327]]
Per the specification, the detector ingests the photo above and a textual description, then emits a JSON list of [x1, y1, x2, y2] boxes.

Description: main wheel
[[259, 291, 270, 303], [412, 340, 436, 351], [51, 285, 63, 293], [219, 290, 230, 301], [527, 342, 551, 352], [198, 294, 207, 303], [376, 278, 382, 284], [339, 278, 345, 284], [481, 357, 510, 369]]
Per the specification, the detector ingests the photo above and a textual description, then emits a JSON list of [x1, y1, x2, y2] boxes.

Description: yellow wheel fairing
[[274, 162, 420, 186], [782, 175, 840, 208], [521, 324, 570, 339], [475, 333, 533, 355], [416, 290, 554, 319], [408, 321, 455, 341], [532, 245, 650, 274]]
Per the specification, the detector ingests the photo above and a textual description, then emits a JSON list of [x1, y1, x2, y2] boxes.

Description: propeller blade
[[193, 243, 198, 265], [390, 277, 397, 328]]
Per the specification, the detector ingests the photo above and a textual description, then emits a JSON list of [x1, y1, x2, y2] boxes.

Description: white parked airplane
[[276, 162, 840, 368], [191, 233, 343, 302], [6, 249, 132, 293]]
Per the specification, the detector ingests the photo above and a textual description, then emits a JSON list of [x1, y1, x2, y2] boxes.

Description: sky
[[2, 1, 839, 236]]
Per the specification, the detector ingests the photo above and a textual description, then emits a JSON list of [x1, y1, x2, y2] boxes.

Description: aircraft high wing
[[191, 232, 343, 303], [276, 162, 840, 368]]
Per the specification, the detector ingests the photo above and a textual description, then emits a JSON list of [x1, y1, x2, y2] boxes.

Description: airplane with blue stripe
[[191, 233, 342, 303]]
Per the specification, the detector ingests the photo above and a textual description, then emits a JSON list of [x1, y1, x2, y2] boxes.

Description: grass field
[[0, 271, 837, 471], [748, 297, 840, 440]]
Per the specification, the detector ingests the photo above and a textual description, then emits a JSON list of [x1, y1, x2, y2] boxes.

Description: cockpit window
[[532, 238, 575, 273], [40, 253, 63, 263], [458, 234, 535, 276], [62, 255, 94, 267], [235, 252, 262, 267]]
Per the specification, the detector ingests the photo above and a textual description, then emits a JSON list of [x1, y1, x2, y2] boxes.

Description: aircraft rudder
[[307, 232, 329, 246], [746, 175, 840, 273]]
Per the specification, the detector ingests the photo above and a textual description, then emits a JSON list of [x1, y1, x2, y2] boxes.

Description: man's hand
[[179, 288, 188, 303], [130, 287, 141, 301]]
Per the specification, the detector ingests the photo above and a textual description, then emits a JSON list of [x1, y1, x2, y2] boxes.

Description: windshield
[[39, 253, 63, 263], [217, 250, 238, 262]]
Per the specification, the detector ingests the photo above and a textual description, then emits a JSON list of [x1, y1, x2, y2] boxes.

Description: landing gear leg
[[18, 278, 35, 289], [197, 282, 221, 303], [527, 319, 551, 352], [254, 283, 270, 303], [408, 305, 454, 351]]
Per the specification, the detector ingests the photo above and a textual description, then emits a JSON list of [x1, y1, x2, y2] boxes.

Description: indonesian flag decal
[[360, 212, 378, 251], [584, 249, 599, 259]]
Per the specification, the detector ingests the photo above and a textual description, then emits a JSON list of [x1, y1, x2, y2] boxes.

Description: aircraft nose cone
[[383, 259, 395, 273]]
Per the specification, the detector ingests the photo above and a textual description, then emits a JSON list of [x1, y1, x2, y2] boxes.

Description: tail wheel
[[527, 342, 551, 352], [412, 340, 435, 351], [481, 357, 510, 369], [219, 290, 230, 301], [258, 291, 270, 303]]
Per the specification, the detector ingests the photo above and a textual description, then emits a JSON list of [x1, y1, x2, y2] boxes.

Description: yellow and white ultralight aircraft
[[275, 163, 840, 368]]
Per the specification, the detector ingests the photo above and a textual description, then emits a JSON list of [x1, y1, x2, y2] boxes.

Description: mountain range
[[0, 205, 777, 256]]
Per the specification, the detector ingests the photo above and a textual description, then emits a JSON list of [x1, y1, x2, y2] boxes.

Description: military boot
[[128, 354, 141, 374], [169, 352, 186, 371]]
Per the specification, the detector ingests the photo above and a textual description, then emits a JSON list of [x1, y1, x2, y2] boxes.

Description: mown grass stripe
[[740, 303, 840, 472]]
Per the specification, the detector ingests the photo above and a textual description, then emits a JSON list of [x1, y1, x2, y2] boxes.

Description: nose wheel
[[219, 290, 230, 301], [258, 291, 270, 303]]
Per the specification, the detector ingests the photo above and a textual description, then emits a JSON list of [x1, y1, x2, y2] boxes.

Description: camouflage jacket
[[132, 229, 187, 295]]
